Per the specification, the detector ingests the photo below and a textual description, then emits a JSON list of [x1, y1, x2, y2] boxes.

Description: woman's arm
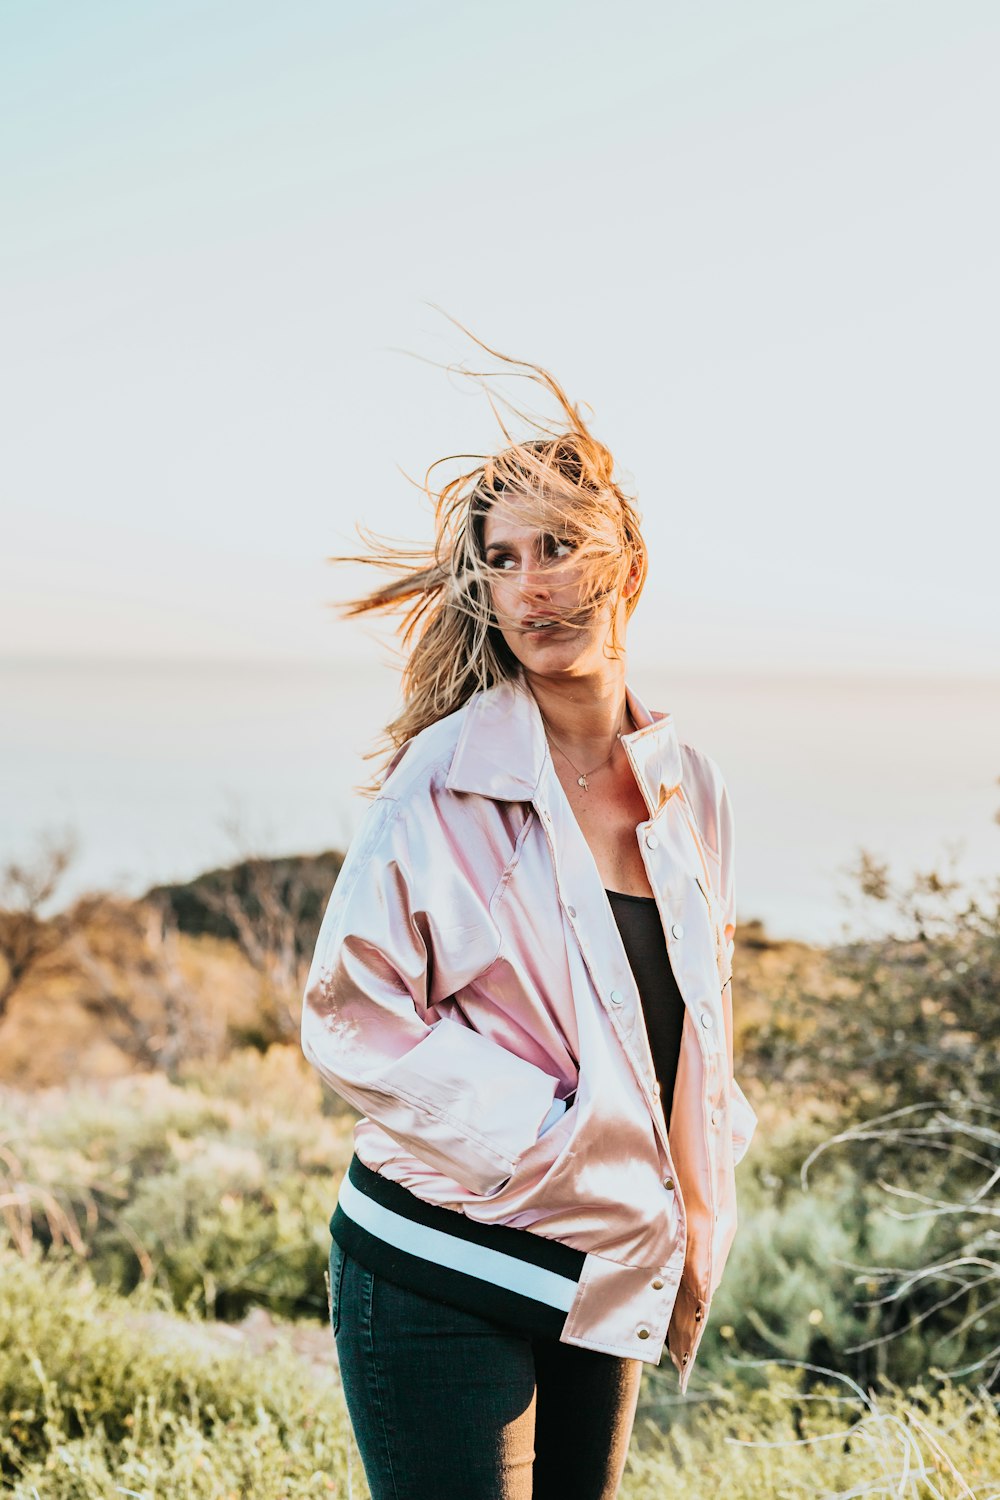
[[301, 795, 563, 1196]]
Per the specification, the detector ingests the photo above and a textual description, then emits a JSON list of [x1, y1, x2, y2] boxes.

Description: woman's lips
[[520, 616, 563, 632]]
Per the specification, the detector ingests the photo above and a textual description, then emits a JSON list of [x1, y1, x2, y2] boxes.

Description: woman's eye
[[548, 536, 575, 560], [488, 554, 516, 571]]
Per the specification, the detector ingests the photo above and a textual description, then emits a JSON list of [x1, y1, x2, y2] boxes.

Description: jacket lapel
[[446, 676, 684, 811]]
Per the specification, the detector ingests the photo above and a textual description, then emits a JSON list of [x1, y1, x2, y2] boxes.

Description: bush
[[0, 1055, 355, 1319], [0, 1249, 361, 1498], [4, 1251, 998, 1499], [748, 858, 1000, 1140], [672, 1102, 1000, 1399], [626, 1367, 1000, 1499], [632, 1124, 937, 1405]]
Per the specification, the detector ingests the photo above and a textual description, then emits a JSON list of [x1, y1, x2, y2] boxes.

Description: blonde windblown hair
[[333, 326, 647, 783]]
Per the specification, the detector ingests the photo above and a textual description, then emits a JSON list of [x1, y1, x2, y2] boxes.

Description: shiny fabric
[[302, 675, 758, 1392]]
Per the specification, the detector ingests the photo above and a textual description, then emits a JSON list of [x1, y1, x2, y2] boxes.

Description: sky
[[2, 0, 999, 678]]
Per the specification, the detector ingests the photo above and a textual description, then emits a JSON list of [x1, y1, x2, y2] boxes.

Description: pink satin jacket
[[301, 676, 757, 1392]]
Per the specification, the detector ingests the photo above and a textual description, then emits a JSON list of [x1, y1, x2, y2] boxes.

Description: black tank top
[[605, 889, 685, 1128]]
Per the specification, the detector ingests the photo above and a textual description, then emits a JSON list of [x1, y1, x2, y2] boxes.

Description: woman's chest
[[467, 789, 727, 1075], [549, 763, 653, 896]]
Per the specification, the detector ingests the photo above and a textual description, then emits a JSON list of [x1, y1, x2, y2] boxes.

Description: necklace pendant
[[577, 775, 588, 789]]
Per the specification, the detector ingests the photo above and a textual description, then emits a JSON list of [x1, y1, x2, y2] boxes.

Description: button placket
[[543, 785, 722, 1247]]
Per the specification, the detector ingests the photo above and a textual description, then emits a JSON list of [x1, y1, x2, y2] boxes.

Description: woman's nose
[[520, 570, 551, 601], [516, 557, 551, 597]]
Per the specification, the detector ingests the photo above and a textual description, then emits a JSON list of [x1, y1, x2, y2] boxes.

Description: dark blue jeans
[[330, 1241, 643, 1500]]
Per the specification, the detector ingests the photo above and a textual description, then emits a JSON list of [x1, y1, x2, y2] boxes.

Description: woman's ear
[[622, 549, 644, 601]]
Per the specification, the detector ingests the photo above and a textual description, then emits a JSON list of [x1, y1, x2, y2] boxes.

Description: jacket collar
[[446, 675, 683, 814]]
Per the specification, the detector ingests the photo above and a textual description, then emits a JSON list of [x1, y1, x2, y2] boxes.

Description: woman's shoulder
[[676, 736, 727, 792], [377, 697, 477, 800], [676, 737, 732, 858], [635, 695, 728, 798]]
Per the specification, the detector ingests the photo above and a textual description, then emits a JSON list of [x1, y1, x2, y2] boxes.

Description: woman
[[302, 339, 757, 1499]]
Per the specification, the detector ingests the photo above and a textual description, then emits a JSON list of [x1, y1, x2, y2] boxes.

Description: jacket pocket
[[483, 1091, 579, 1201]]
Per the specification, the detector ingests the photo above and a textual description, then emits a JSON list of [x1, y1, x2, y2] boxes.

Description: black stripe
[[331, 1205, 570, 1340], [343, 1154, 586, 1280]]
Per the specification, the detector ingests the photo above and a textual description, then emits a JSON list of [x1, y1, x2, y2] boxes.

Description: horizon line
[[2, 652, 998, 688]]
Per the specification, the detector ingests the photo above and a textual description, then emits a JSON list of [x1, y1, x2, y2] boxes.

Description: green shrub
[[696, 1157, 937, 1391], [4, 1251, 998, 1499], [662, 1105, 1000, 1401], [2, 1048, 995, 1405], [0, 1057, 354, 1319], [0, 1249, 361, 1497], [748, 861, 1000, 1136], [626, 1368, 1000, 1498]]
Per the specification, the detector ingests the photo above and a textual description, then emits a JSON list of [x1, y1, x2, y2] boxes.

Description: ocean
[[2, 658, 997, 946]]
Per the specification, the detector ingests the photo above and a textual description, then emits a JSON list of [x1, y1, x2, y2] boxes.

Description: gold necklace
[[542, 702, 629, 791]]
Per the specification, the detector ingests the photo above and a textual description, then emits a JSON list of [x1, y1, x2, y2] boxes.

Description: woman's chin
[[514, 634, 604, 678]]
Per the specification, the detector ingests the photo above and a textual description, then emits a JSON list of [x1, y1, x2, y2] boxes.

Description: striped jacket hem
[[331, 1153, 586, 1339]]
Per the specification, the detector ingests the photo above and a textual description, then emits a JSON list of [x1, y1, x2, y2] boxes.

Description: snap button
[[699, 1009, 713, 1028], [653, 1081, 661, 1097], [637, 1327, 650, 1340], [663, 1176, 674, 1190], [682, 1352, 689, 1363], [711, 1108, 721, 1126], [695, 1308, 704, 1322], [609, 989, 624, 1006], [670, 922, 684, 939], [567, 906, 576, 919], [651, 1278, 664, 1290], [645, 832, 659, 849]]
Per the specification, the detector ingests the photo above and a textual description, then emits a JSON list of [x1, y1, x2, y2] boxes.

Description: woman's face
[[481, 497, 634, 679]]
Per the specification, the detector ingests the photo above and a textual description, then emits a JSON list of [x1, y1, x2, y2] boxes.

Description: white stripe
[[338, 1174, 578, 1312]]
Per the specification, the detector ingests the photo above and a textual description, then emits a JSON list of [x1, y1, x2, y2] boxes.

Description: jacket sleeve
[[715, 773, 758, 1166], [300, 794, 562, 1197]]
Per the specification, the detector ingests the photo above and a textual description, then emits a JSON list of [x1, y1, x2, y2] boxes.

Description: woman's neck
[[524, 663, 631, 758]]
